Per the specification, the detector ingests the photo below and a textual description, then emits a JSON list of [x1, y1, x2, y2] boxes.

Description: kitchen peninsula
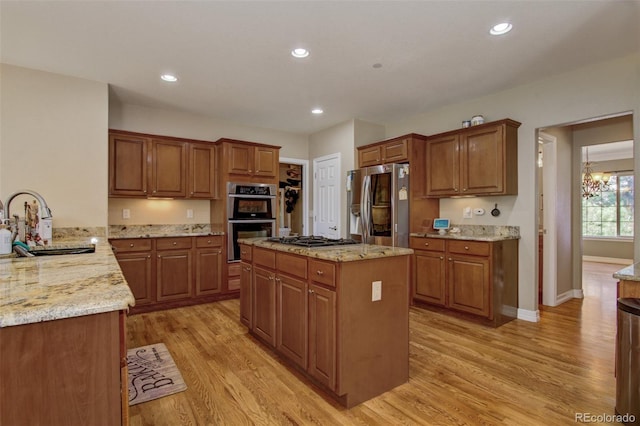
[[237, 237, 412, 408], [0, 231, 134, 426]]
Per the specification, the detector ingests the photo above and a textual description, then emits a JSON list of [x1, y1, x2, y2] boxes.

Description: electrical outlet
[[187, 209, 194, 219], [122, 209, 130, 219], [372, 281, 382, 301]]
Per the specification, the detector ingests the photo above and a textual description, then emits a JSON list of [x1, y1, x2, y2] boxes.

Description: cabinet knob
[[463, 188, 467, 192], [218, 250, 222, 254], [440, 256, 444, 260], [207, 240, 212, 244], [316, 270, 324, 276], [191, 191, 194, 195], [448, 257, 452, 261], [464, 246, 469, 250], [424, 242, 429, 246], [308, 289, 315, 294], [130, 243, 134, 247], [269, 275, 274, 281], [153, 190, 157, 193], [454, 188, 459, 192], [275, 277, 281, 283], [173, 242, 177, 245]]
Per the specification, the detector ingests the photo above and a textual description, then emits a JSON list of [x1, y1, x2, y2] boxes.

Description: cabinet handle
[[316, 270, 324, 276], [241, 250, 246, 255], [218, 250, 222, 254], [207, 240, 212, 244], [191, 191, 194, 195], [454, 188, 459, 192], [173, 242, 177, 245], [448, 257, 452, 261], [440, 256, 444, 260], [464, 246, 469, 250], [463, 188, 467, 192], [308, 289, 315, 294], [275, 277, 281, 283], [269, 276, 274, 280], [424, 242, 429, 246], [153, 190, 157, 193], [129, 243, 134, 247]]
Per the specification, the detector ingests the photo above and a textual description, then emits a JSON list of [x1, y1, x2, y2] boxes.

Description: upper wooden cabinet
[[425, 119, 520, 197], [357, 135, 412, 167], [109, 130, 217, 199], [218, 139, 280, 182]]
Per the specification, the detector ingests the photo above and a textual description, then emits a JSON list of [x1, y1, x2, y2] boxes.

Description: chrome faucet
[[4, 190, 53, 220]]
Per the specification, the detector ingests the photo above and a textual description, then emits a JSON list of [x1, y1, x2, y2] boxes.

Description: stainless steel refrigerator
[[346, 163, 410, 247]]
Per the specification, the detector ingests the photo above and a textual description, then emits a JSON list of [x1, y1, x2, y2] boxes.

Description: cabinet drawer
[[308, 259, 336, 288], [254, 247, 276, 269], [195, 235, 222, 248], [410, 237, 445, 252], [240, 244, 253, 261], [110, 238, 152, 253], [156, 237, 193, 250], [447, 240, 490, 256], [228, 262, 241, 277], [276, 253, 307, 279]]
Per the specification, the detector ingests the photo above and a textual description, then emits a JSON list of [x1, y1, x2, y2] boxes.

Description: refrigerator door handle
[[361, 175, 371, 244]]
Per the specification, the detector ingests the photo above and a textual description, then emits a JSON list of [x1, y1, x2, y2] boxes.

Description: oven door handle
[[227, 194, 276, 199], [228, 219, 276, 224]]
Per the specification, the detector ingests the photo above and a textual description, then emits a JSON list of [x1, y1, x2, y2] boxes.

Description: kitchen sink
[[29, 244, 96, 256]]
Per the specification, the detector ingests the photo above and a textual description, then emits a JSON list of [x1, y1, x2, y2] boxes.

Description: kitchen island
[[237, 237, 413, 408], [0, 231, 135, 426], [613, 263, 640, 298]]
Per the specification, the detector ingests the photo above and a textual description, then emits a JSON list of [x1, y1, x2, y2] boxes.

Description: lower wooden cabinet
[[411, 236, 518, 326], [241, 244, 409, 408], [111, 235, 227, 314]]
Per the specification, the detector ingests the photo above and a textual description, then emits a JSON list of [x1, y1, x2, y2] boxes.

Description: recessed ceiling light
[[291, 48, 309, 58], [490, 22, 512, 35], [311, 108, 323, 115], [160, 74, 178, 82]]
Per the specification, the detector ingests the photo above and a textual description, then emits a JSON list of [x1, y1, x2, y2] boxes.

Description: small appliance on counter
[[433, 218, 450, 235]]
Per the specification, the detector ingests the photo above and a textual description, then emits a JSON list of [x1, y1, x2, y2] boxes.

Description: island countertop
[[613, 263, 640, 281], [238, 237, 413, 262], [0, 235, 135, 328]]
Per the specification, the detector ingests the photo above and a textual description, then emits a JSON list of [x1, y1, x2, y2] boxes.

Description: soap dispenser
[[0, 222, 12, 255]]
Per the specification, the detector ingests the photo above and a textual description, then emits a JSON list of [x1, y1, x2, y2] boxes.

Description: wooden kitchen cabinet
[[111, 238, 155, 306], [150, 138, 187, 197], [240, 243, 409, 407], [189, 142, 217, 199], [410, 237, 446, 306], [109, 130, 218, 199], [156, 237, 193, 302], [411, 236, 518, 326], [357, 134, 412, 167], [425, 119, 521, 197], [194, 236, 223, 296], [109, 133, 149, 197], [239, 261, 253, 327], [219, 139, 279, 180]]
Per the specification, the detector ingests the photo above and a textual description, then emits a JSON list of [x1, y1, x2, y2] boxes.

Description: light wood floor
[[126, 262, 622, 425]]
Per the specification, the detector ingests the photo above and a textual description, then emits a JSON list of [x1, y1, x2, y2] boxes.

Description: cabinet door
[[150, 139, 187, 197], [358, 145, 381, 167], [308, 284, 336, 391], [253, 146, 278, 177], [414, 251, 446, 306], [460, 124, 504, 195], [156, 249, 192, 301], [382, 138, 409, 163], [109, 134, 148, 196], [426, 134, 459, 196], [253, 266, 276, 346], [189, 143, 216, 199], [240, 262, 253, 327], [277, 274, 308, 369], [227, 143, 253, 175], [194, 248, 222, 296], [115, 252, 154, 305], [447, 255, 491, 318]]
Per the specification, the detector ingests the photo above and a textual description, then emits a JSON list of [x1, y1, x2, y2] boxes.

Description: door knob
[[329, 226, 337, 231]]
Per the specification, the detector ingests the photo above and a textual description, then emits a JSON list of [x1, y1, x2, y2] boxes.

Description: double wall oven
[[227, 182, 276, 261]]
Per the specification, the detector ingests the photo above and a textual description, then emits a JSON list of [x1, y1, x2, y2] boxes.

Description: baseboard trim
[[583, 255, 633, 265], [517, 308, 540, 322]]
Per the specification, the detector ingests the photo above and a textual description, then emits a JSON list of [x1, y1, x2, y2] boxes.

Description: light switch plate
[[187, 209, 194, 219], [463, 207, 472, 219], [122, 209, 130, 219], [372, 281, 382, 301]]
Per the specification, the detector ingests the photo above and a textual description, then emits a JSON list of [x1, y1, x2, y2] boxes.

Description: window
[[582, 172, 634, 238]]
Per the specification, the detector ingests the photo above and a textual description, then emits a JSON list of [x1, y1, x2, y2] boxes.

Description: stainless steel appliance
[[267, 235, 358, 247], [346, 163, 410, 247], [227, 182, 277, 261]]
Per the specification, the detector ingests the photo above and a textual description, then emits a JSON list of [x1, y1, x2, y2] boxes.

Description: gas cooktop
[[267, 235, 359, 247]]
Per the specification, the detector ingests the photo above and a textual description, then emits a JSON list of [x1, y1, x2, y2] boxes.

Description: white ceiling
[[2, 1, 639, 135]]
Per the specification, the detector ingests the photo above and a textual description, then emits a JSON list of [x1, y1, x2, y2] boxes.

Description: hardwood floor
[[127, 262, 623, 425]]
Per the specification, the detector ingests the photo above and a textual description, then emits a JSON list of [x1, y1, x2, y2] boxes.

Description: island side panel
[[0, 311, 122, 426], [336, 255, 410, 407], [492, 239, 519, 326]]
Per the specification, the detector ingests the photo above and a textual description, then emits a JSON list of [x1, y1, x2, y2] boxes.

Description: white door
[[540, 132, 559, 306], [313, 153, 341, 238]]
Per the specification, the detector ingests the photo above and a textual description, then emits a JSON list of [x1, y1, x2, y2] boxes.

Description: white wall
[[384, 53, 640, 315], [0, 64, 109, 228]]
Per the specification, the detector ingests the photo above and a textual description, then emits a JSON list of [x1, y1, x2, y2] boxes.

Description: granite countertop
[[0, 232, 135, 328], [238, 238, 413, 262], [613, 264, 640, 282], [108, 224, 224, 239], [410, 225, 520, 242]]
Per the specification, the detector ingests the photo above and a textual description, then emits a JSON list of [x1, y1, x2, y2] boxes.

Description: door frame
[[539, 131, 559, 306], [312, 153, 341, 237], [280, 157, 310, 236]]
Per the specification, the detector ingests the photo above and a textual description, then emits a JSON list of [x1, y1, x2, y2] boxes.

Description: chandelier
[[582, 147, 611, 199]]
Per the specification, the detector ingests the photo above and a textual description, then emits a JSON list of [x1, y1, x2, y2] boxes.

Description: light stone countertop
[[238, 238, 413, 262], [613, 263, 640, 282], [410, 232, 519, 242], [410, 224, 520, 242], [0, 233, 135, 328], [108, 224, 224, 239]]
